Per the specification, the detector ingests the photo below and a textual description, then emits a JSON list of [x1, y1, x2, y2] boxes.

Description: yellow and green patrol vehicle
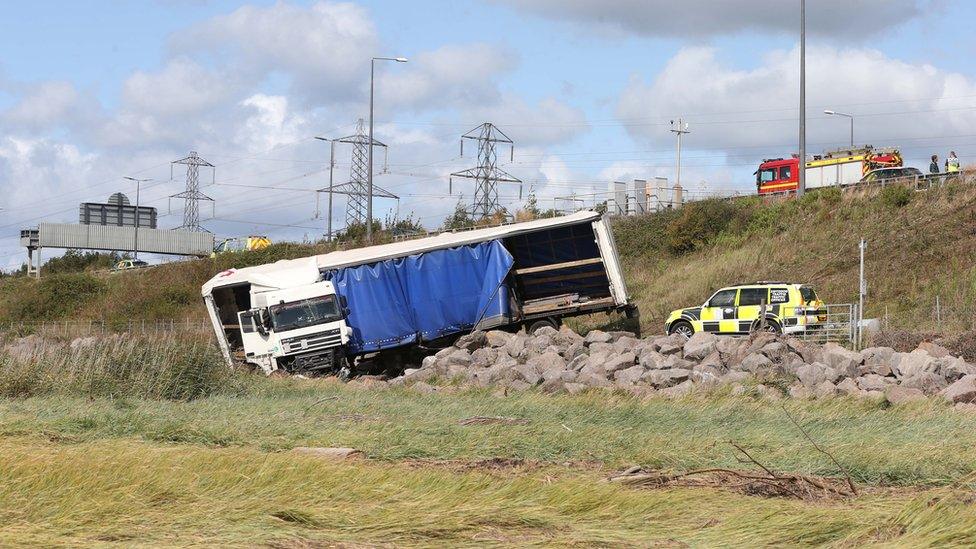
[[665, 282, 826, 338]]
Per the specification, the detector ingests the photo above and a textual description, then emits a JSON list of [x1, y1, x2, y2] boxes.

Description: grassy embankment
[[4, 180, 976, 339], [1, 337, 976, 545]]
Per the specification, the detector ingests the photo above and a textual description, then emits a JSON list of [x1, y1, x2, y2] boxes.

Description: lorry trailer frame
[[201, 211, 638, 374]]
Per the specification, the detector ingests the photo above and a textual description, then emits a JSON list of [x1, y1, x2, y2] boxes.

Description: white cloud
[[2, 82, 80, 131], [617, 45, 976, 159], [234, 94, 309, 152], [463, 95, 589, 147], [496, 0, 932, 38], [122, 57, 237, 116], [377, 43, 515, 112], [172, 1, 378, 103]]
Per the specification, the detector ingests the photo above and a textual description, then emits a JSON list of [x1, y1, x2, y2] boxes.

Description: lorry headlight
[[794, 307, 805, 315]]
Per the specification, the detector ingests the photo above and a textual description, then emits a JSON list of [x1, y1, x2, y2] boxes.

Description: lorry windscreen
[[270, 295, 341, 331]]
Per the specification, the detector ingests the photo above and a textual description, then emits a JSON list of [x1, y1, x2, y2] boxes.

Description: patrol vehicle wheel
[[668, 320, 694, 338], [751, 319, 782, 335]]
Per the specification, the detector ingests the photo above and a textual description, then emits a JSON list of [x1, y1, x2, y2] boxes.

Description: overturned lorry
[[201, 211, 638, 374]]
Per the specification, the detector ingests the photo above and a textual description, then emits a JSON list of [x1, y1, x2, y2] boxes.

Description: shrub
[[665, 199, 743, 254], [0, 335, 255, 400], [6, 273, 106, 321], [880, 185, 913, 208]]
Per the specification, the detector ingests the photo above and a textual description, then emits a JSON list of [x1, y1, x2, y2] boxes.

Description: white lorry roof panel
[[203, 210, 602, 296]]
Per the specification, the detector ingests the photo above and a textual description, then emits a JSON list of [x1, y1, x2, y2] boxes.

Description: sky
[[1, 0, 974, 269]]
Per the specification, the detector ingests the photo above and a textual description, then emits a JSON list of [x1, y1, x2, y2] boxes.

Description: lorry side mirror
[[339, 295, 348, 309]]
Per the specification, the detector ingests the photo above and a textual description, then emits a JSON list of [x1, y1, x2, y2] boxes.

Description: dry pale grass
[[1, 437, 975, 547]]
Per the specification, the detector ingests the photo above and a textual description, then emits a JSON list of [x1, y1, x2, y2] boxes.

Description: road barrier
[[0, 319, 213, 339]]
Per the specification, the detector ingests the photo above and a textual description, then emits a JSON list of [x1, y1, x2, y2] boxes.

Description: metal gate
[[798, 303, 857, 347]]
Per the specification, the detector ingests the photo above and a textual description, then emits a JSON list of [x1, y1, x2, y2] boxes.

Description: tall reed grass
[[0, 334, 251, 400]]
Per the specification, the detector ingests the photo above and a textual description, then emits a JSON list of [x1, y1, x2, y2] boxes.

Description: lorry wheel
[[526, 318, 559, 334], [668, 320, 694, 339]]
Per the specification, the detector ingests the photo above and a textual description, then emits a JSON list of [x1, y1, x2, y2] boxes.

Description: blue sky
[[1, 0, 975, 268]]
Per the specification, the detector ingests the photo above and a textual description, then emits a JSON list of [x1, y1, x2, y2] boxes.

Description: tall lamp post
[[367, 56, 408, 243], [797, 0, 806, 197], [123, 176, 152, 259], [823, 110, 854, 147]]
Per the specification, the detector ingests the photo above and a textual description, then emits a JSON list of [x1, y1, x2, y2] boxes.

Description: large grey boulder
[[938, 356, 976, 382], [641, 368, 691, 388], [605, 352, 637, 373], [737, 352, 774, 373], [795, 362, 829, 388], [525, 334, 553, 354], [531, 352, 568, 382], [721, 370, 752, 385], [470, 347, 499, 369], [561, 342, 587, 361], [567, 354, 589, 372], [658, 341, 684, 356], [943, 375, 976, 404], [917, 341, 951, 359], [588, 342, 615, 356], [856, 374, 889, 392], [885, 385, 926, 405], [614, 365, 645, 386], [660, 354, 694, 371], [485, 330, 513, 348], [900, 372, 948, 394], [579, 361, 608, 380], [893, 350, 938, 379], [698, 351, 725, 372], [514, 362, 543, 386], [456, 331, 487, 351], [659, 380, 695, 398], [577, 372, 612, 388], [836, 378, 860, 396], [614, 336, 641, 355], [638, 350, 667, 370], [683, 332, 719, 361], [445, 349, 473, 367], [813, 380, 838, 399], [860, 347, 895, 376], [504, 335, 526, 359], [583, 330, 613, 345], [564, 382, 589, 395], [554, 326, 584, 346], [821, 343, 862, 377]]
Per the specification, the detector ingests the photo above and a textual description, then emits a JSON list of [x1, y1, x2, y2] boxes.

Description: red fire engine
[[756, 146, 902, 195]]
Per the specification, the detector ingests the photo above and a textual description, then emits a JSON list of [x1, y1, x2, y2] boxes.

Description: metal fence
[[0, 319, 214, 339], [797, 303, 858, 347]]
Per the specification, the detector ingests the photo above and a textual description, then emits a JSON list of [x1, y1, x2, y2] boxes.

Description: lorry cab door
[[700, 289, 738, 333], [237, 310, 273, 371]]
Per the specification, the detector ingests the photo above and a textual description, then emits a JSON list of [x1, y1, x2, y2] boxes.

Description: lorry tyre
[[751, 318, 782, 335], [526, 318, 559, 334], [668, 320, 694, 339]]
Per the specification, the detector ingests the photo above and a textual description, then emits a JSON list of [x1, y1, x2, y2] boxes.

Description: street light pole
[[824, 110, 855, 147], [798, 0, 806, 197], [367, 56, 408, 243], [123, 176, 152, 259], [670, 118, 690, 190]]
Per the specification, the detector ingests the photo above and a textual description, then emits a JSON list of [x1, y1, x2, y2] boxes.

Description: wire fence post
[[936, 295, 943, 333], [759, 299, 767, 332]]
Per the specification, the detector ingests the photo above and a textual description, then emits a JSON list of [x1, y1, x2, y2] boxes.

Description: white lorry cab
[[202, 211, 637, 375]]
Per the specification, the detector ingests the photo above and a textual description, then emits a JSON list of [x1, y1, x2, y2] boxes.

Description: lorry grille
[[281, 328, 342, 354]]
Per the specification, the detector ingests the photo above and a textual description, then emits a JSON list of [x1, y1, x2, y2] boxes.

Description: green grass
[[4, 181, 976, 338], [0, 335, 255, 400], [1, 437, 975, 547], [1, 381, 974, 486]]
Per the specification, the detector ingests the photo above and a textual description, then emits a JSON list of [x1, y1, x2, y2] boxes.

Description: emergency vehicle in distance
[[756, 146, 903, 195], [665, 282, 826, 337]]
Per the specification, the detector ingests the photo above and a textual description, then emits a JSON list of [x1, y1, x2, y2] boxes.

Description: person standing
[[946, 151, 961, 173], [930, 154, 940, 174]]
